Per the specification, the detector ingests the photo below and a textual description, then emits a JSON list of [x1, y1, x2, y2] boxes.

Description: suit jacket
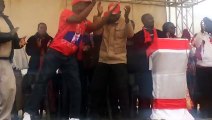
[[26, 33, 53, 73], [130, 29, 166, 72]]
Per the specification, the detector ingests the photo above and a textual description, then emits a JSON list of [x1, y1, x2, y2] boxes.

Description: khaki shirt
[[0, 16, 12, 58], [95, 17, 134, 64]]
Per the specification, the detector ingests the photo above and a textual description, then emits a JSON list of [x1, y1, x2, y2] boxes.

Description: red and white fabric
[[148, 38, 194, 120], [193, 32, 212, 67]]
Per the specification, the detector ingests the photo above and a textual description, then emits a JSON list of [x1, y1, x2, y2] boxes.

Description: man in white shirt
[[192, 18, 212, 118]]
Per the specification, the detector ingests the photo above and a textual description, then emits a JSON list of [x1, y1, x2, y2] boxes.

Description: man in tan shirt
[[0, 0, 26, 119], [90, 2, 134, 119]]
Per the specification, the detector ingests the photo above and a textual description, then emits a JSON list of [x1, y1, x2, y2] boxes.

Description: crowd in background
[[1, 0, 212, 120]]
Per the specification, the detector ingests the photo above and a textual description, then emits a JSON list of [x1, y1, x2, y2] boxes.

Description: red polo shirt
[[50, 9, 91, 56]]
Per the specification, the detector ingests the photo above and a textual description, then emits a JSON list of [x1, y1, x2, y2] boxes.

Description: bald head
[[0, 0, 5, 14], [141, 13, 154, 29]]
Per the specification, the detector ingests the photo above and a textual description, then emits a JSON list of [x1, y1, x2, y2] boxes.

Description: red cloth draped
[[153, 99, 187, 109]]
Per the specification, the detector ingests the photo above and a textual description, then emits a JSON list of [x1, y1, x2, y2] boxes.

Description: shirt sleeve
[[60, 9, 74, 25], [0, 32, 13, 43], [85, 20, 93, 33], [13, 34, 21, 49], [192, 33, 201, 47]]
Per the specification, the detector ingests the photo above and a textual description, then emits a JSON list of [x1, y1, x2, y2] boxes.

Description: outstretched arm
[[124, 5, 134, 38], [66, 0, 96, 23], [87, 2, 119, 32], [0, 32, 14, 43], [0, 27, 19, 43]]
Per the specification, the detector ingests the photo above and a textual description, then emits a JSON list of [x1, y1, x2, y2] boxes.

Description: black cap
[[203, 17, 212, 33]]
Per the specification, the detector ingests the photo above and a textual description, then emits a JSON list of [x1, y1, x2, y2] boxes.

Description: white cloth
[[149, 49, 194, 120], [151, 109, 194, 120], [150, 50, 188, 99], [12, 48, 29, 70], [193, 32, 212, 67]]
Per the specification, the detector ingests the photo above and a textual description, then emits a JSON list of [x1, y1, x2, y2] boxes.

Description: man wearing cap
[[90, 2, 134, 119], [22, 0, 118, 120], [0, 0, 27, 119]]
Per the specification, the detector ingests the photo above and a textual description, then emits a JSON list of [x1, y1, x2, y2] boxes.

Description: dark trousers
[[135, 70, 153, 118], [24, 48, 81, 118], [128, 73, 140, 118], [90, 63, 130, 119], [78, 61, 95, 118], [196, 67, 212, 117]]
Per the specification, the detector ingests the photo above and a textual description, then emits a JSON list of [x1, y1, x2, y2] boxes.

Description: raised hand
[[19, 36, 27, 47], [97, 1, 103, 16], [124, 5, 131, 23]]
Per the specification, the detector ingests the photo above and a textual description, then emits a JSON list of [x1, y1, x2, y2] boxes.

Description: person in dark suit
[[24, 23, 53, 118], [132, 13, 165, 119], [26, 23, 53, 74], [0, 0, 26, 119]]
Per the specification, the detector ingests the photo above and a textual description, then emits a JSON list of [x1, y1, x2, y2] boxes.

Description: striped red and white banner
[[148, 38, 194, 120]]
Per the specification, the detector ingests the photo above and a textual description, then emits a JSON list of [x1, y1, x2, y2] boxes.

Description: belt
[[0, 57, 10, 60]]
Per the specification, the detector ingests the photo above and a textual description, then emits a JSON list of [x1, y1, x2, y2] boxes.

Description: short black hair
[[141, 13, 152, 23], [162, 22, 175, 32], [203, 17, 212, 33], [38, 22, 47, 28]]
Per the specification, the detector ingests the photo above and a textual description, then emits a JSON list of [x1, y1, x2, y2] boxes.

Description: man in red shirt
[[23, 0, 118, 120]]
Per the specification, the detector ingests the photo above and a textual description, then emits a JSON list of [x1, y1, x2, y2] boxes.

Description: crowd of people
[[1, 0, 212, 120]]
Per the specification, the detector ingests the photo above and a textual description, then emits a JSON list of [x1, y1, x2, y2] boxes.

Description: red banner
[[147, 38, 189, 57], [153, 99, 187, 109]]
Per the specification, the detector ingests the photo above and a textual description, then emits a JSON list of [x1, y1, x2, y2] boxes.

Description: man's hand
[[19, 36, 27, 47], [97, 1, 103, 16], [124, 5, 131, 23], [87, 2, 119, 32]]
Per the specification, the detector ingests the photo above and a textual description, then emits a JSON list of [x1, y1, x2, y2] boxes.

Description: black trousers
[[90, 63, 130, 119], [196, 67, 212, 116], [134, 70, 153, 119], [24, 48, 81, 118], [78, 61, 95, 118]]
